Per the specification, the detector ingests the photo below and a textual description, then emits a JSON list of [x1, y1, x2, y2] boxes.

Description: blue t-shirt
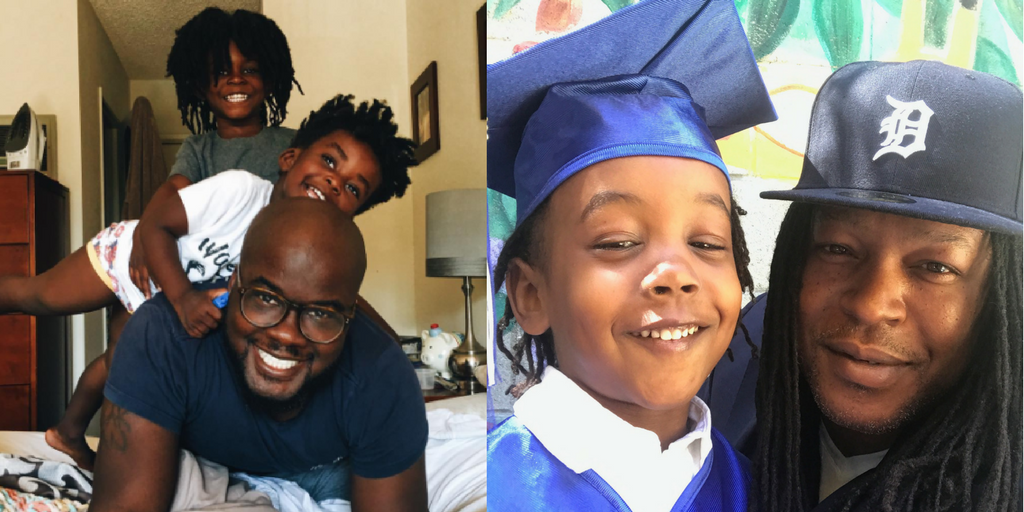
[[105, 293, 427, 478]]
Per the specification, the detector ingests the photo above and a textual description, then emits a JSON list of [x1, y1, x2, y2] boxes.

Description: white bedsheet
[[424, 394, 487, 512]]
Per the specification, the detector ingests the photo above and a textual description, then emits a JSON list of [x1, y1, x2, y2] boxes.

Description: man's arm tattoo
[[101, 403, 131, 453]]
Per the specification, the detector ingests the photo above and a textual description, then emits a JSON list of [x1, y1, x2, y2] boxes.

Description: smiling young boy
[[485, 0, 777, 509]]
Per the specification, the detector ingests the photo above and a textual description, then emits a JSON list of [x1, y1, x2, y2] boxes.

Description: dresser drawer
[[0, 385, 30, 430], [0, 245, 29, 276], [0, 175, 29, 245], [0, 315, 31, 385]]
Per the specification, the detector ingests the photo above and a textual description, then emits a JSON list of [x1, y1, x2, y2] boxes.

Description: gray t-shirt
[[169, 126, 297, 184]]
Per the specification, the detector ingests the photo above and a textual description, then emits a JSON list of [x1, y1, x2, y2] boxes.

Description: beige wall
[[264, 0, 420, 335], [406, 0, 488, 338], [77, 0, 130, 393], [130, 79, 189, 140], [0, 0, 132, 396], [0, 1, 81, 238]]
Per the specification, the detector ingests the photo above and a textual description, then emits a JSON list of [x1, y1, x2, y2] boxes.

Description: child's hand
[[128, 235, 159, 299], [171, 288, 228, 338]]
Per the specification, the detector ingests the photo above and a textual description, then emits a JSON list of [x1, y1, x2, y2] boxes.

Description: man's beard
[[803, 360, 924, 436], [228, 338, 339, 418], [800, 324, 934, 437]]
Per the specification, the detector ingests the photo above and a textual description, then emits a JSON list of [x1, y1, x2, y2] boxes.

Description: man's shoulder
[[122, 293, 210, 360], [341, 312, 407, 375], [130, 293, 188, 337]]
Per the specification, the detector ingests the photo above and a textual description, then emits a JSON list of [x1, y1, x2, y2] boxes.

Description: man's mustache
[[808, 322, 919, 361]]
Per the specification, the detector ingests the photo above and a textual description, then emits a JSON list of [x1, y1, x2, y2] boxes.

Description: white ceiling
[[88, 0, 262, 80]]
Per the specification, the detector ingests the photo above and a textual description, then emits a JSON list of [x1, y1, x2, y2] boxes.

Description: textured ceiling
[[88, 0, 262, 79]]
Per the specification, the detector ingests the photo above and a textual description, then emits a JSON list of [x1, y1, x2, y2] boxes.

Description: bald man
[[90, 198, 428, 512]]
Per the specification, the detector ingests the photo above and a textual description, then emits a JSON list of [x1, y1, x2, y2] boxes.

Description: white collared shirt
[[818, 424, 888, 502], [514, 366, 714, 512]]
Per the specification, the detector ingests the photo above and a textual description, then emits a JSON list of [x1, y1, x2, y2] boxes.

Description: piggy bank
[[420, 324, 461, 378]]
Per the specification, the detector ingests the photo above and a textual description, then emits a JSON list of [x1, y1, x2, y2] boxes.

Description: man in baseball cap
[[704, 59, 1022, 511]]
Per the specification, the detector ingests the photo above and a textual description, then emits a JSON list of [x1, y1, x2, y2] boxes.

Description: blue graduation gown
[[697, 294, 767, 458], [488, 416, 751, 511]]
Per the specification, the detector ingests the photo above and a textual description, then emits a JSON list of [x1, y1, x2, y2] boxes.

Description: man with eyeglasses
[[90, 198, 429, 512]]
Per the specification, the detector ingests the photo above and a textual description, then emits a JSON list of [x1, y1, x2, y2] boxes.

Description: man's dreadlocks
[[752, 202, 1023, 512], [290, 94, 416, 215], [494, 196, 757, 397], [166, 7, 302, 134]]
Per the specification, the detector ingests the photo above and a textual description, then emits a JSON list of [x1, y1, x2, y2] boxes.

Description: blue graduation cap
[[487, 0, 777, 225]]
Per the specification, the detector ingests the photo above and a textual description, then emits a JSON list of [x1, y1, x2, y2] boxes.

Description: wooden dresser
[[0, 170, 69, 431]]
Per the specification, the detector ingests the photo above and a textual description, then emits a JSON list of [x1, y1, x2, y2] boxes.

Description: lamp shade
[[426, 188, 487, 277]]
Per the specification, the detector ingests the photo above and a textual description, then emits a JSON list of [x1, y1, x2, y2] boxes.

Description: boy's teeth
[[257, 348, 298, 370], [638, 326, 700, 338], [305, 185, 326, 201]]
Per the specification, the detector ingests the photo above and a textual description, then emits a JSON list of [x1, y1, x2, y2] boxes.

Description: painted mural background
[[485, 0, 1023, 421]]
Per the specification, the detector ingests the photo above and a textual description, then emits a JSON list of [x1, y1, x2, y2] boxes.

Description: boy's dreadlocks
[[167, 7, 302, 134], [494, 197, 758, 397], [290, 94, 416, 214], [752, 203, 1023, 512]]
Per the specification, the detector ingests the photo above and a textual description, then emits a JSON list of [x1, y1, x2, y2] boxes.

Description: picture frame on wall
[[478, 4, 486, 120], [411, 61, 440, 163]]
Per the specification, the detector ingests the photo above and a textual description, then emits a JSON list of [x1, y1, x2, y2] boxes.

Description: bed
[[0, 393, 486, 512]]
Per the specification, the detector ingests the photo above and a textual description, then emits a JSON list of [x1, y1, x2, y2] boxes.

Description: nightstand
[[422, 387, 462, 403]]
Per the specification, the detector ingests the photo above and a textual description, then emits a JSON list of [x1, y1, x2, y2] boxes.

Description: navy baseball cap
[[487, 0, 777, 226], [761, 60, 1023, 235]]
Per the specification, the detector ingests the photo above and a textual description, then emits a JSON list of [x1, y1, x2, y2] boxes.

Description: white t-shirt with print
[[90, 170, 272, 312], [176, 170, 273, 283]]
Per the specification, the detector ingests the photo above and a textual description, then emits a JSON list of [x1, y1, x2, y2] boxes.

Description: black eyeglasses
[[234, 266, 356, 344]]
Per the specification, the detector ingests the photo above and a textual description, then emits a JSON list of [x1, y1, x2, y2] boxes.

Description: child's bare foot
[[45, 426, 95, 471]]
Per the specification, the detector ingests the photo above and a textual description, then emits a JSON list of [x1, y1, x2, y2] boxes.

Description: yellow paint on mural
[[720, 78, 823, 182], [893, 0, 979, 66], [721, 127, 806, 182]]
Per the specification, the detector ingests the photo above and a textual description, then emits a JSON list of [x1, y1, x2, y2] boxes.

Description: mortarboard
[[487, 0, 778, 225]]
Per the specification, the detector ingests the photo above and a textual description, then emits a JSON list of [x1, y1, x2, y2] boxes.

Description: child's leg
[[46, 355, 105, 470], [0, 246, 116, 315], [46, 304, 129, 471]]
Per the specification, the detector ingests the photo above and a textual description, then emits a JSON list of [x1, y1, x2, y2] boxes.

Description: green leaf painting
[[598, 0, 639, 12], [747, 0, 801, 59], [735, 0, 751, 17], [994, 0, 1023, 41], [488, 190, 518, 242], [494, 0, 523, 19], [813, 0, 863, 68], [923, 0, 955, 47], [975, 38, 1020, 84], [874, 0, 903, 17]]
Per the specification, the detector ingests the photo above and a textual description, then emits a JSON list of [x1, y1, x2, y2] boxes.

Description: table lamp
[[426, 189, 487, 394]]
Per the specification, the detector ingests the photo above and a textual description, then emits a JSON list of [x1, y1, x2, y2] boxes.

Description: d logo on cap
[[873, 95, 935, 161]]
